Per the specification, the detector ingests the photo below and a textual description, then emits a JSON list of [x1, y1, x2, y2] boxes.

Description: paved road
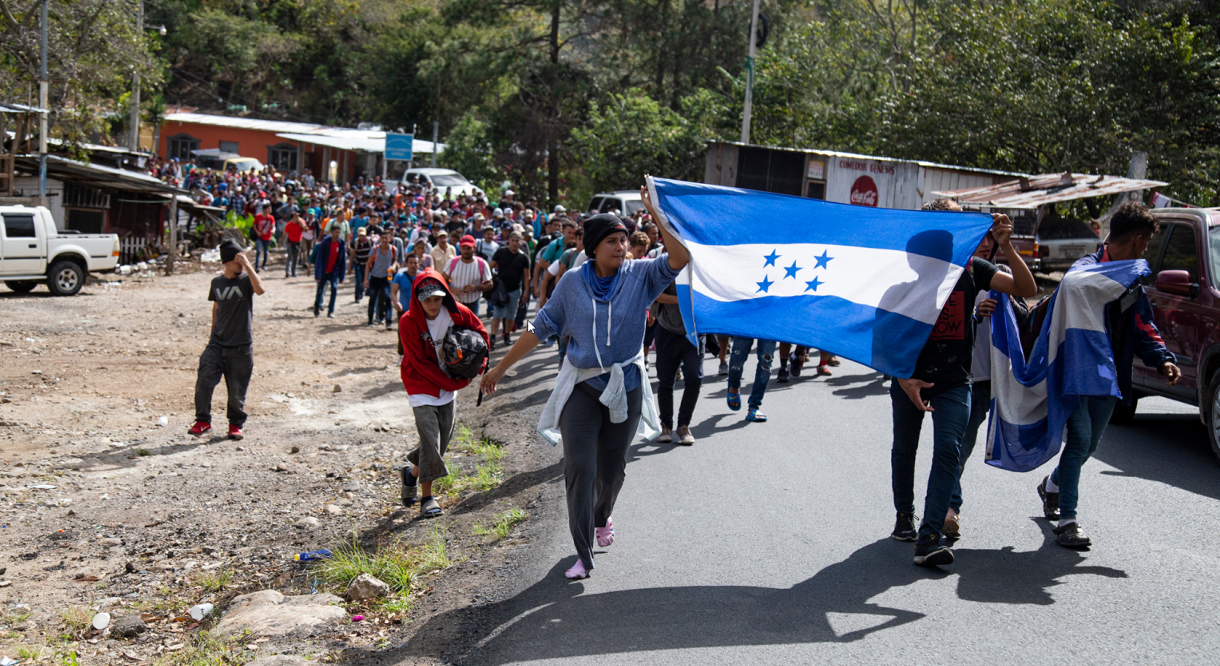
[[463, 351, 1220, 665]]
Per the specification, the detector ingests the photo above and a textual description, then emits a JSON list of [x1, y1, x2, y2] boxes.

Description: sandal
[[419, 496, 443, 519], [596, 518, 615, 548], [727, 391, 741, 411], [816, 365, 832, 377], [400, 466, 417, 507], [565, 559, 590, 580], [746, 408, 767, 422]]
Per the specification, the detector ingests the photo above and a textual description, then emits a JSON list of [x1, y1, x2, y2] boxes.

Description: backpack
[[442, 327, 488, 379]]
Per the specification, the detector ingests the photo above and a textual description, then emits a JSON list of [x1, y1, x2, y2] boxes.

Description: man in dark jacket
[[313, 227, 347, 318], [1037, 203, 1181, 548]]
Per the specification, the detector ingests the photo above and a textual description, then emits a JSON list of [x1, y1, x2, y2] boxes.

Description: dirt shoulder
[[0, 254, 562, 665]]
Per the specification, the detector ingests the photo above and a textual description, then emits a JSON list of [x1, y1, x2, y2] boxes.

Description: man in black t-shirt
[[890, 200, 1037, 567], [190, 240, 267, 441], [489, 232, 530, 346]]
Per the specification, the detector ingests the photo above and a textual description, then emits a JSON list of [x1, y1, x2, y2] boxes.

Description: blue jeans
[[950, 381, 991, 512], [254, 238, 271, 271], [890, 382, 971, 539], [315, 274, 338, 314], [1050, 396, 1117, 521], [352, 264, 366, 301], [727, 338, 776, 409]]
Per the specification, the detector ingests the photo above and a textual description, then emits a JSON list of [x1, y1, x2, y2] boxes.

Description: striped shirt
[[445, 256, 492, 304]]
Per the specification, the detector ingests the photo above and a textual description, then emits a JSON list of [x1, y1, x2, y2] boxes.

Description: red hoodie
[[398, 269, 489, 398]]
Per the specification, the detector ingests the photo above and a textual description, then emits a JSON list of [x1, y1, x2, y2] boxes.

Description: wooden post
[[165, 196, 178, 276]]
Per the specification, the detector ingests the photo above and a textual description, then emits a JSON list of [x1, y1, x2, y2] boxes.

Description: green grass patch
[[153, 631, 254, 666], [59, 605, 91, 639], [315, 525, 459, 599], [135, 448, 151, 457], [195, 568, 235, 593], [473, 508, 528, 541]]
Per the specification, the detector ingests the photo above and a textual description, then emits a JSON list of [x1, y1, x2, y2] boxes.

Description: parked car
[[401, 168, 484, 198], [587, 190, 644, 217], [1037, 217, 1102, 270], [1111, 208, 1220, 461], [191, 149, 264, 173], [1, 206, 120, 296]]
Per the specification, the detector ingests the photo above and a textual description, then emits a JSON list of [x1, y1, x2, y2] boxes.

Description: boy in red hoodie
[[398, 269, 488, 518]]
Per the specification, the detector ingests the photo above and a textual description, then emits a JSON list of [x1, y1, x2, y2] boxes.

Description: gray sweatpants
[[560, 382, 643, 571], [407, 401, 455, 485]]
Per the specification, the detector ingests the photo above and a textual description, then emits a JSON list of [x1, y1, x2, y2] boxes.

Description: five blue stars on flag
[[756, 248, 833, 294]]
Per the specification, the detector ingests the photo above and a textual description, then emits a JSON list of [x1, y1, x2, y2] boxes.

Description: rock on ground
[[346, 573, 391, 603], [214, 590, 347, 637], [110, 614, 147, 638]]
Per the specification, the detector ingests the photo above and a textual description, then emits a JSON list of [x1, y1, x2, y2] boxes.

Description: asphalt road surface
[[466, 351, 1220, 665]]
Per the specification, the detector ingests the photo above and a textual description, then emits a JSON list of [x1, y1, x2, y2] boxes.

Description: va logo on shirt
[[215, 286, 244, 301]]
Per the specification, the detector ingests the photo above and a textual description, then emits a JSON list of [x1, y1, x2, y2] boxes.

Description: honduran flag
[[985, 259, 1149, 472], [645, 176, 993, 378]]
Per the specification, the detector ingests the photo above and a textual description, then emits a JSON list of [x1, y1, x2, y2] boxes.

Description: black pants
[[560, 382, 643, 571], [194, 343, 253, 426], [654, 326, 703, 429], [368, 275, 391, 324]]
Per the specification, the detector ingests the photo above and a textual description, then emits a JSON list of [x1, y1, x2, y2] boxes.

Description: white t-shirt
[[445, 257, 492, 304], [408, 309, 455, 407]]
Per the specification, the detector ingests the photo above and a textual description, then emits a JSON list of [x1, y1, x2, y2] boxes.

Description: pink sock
[[596, 517, 615, 548], [565, 559, 589, 579]]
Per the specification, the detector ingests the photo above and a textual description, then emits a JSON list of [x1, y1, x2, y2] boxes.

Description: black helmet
[[442, 327, 488, 379]]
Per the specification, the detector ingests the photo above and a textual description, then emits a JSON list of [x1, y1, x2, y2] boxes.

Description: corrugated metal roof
[[0, 102, 49, 114], [704, 139, 1030, 178], [14, 155, 186, 195], [164, 112, 328, 134], [933, 173, 1169, 209], [277, 132, 445, 154]]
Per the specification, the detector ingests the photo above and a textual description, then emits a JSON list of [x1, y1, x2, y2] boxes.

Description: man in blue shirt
[[391, 253, 421, 319]]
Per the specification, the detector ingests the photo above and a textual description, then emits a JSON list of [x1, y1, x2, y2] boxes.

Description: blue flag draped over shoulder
[[985, 259, 1150, 472], [646, 176, 993, 378]]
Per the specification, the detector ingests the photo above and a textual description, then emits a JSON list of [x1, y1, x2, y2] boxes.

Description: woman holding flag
[[480, 180, 687, 580]]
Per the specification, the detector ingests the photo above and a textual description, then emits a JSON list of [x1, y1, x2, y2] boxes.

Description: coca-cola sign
[[850, 176, 878, 207]]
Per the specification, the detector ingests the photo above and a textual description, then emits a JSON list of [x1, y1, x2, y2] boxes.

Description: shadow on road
[[1092, 412, 1220, 501], [382, 523, 1126, 664]]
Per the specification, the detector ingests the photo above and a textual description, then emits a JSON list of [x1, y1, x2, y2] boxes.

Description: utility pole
[[740, 0, 761, 144], [129, 0, 143, 152], [38, 0, 48, 198], [429, 121, 439, 168]]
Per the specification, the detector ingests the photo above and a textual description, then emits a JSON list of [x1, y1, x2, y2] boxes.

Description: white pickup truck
[[1, 205, 120, 296]]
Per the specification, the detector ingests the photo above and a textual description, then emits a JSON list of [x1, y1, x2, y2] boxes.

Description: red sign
[[850, 176, 878, 207]]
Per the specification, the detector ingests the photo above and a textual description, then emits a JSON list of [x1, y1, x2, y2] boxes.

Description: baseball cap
[[493, 208, 504, 217], [357, 227, 367, 235], [416, 279, 446, 302], [553, 205, 566, 213], [459, 235, 476, 247], [473, 213, 485, 221]]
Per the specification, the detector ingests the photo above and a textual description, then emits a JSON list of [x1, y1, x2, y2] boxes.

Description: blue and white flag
[[646, 177, 993, 378], [985, 260, 1149, 472]]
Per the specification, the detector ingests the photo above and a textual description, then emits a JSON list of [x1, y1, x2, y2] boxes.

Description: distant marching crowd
[[172, 154, 1182, 576]]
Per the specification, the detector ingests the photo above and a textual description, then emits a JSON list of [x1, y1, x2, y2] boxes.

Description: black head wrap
[[219, 239, 243, 263], [582, 213, 629, 259]]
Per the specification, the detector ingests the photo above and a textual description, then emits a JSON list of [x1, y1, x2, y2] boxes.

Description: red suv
[[1113, 208, 1220, 461]]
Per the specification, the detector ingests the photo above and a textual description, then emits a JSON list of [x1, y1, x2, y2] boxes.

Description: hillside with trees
[[2, 0, 1218, 205]]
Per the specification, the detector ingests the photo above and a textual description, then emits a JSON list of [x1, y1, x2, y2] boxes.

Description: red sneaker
[[188, 421, 211, 437], [227, 424, 244, 440]]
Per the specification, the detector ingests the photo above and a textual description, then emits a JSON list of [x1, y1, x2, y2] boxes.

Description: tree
[[569, 88, 707, 194], [0, 0, 164, 146]]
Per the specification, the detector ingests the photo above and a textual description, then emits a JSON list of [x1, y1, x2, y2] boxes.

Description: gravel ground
[[0, 253, 558, 665]]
